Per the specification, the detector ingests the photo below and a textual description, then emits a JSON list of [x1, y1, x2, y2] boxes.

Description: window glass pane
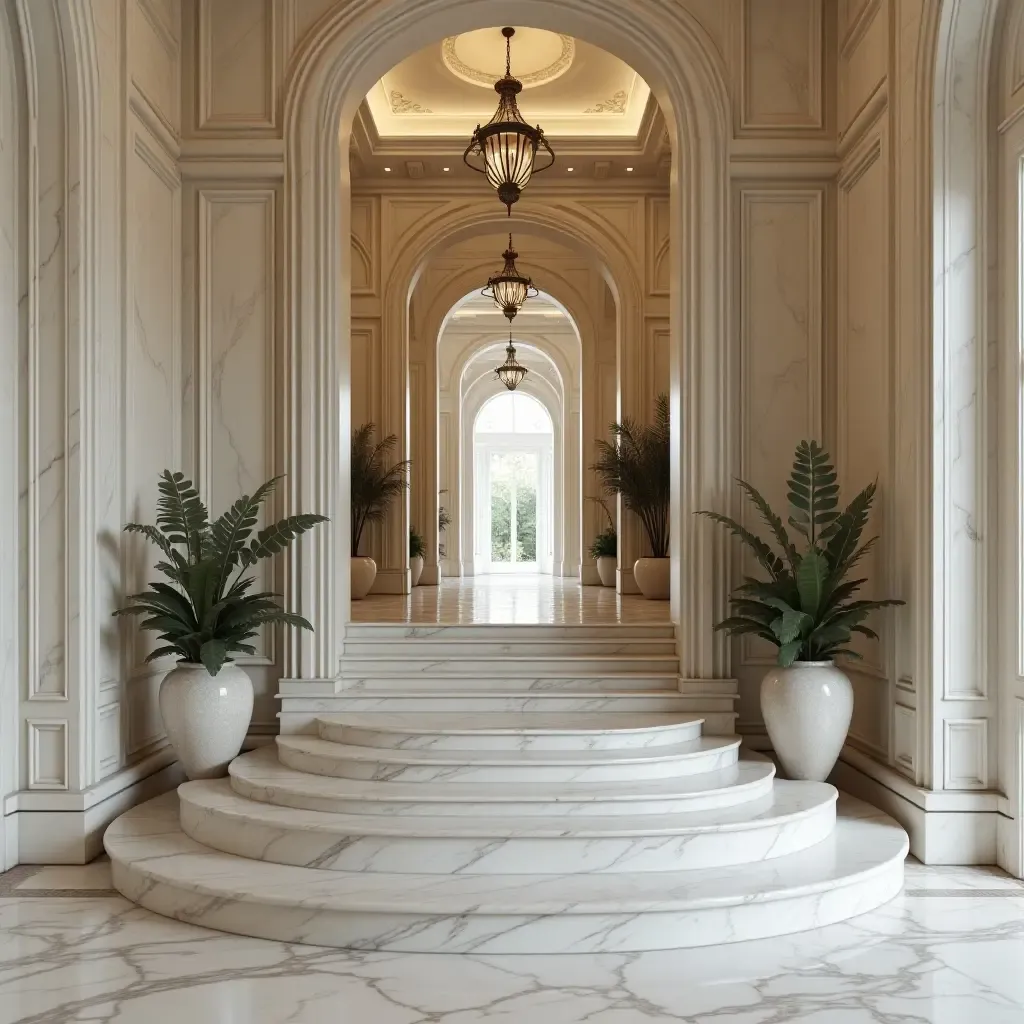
[[476, 392, 552, 435]]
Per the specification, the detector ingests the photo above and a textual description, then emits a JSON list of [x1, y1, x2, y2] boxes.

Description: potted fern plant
[[351, 423, 410, 599], [697, 441, 903, 781], [591, 393, 670, 599], [409, 527, 425, 587], [588, 497, 617, 587], [114, 471, 326, 780]]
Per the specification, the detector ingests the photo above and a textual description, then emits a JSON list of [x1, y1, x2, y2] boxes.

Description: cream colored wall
[[17, 0, 1021, 865], [1, 0, 184, 863], [174, 0, 830, 727]]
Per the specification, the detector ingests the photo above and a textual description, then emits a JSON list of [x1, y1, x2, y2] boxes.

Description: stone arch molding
[[281, 0, 732, 681]]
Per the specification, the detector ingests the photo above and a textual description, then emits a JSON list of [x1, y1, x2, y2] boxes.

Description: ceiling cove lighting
[[463, 27, 555, 215], [481, 234, 539, 322], [494, 333, 529, 391]]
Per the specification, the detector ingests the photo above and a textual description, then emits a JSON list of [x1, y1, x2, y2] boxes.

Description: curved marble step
[[336, 673, 685, 692], [229, 747, 775, 816], [275, 733, 741, 784], [179, 777, 837, 874], [339, 654, 680, 675], [106, 791, 908, 953], [345, 624, 675, 640], [342, 638, 678, 657], [320, 713, 704, 751]]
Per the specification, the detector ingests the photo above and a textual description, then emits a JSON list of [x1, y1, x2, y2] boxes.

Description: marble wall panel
[[129, 0, 181, 136], [741, 0, 823, 130], [735, 188, 824, 725], [197, 0, 274, 130], [838, 128, 891, 759]]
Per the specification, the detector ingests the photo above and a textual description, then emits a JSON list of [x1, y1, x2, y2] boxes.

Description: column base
[[579, 563, 601, 586], [369, 568, 409, 595], [419, 562, 440, 586], [617, 565, 641, 595]]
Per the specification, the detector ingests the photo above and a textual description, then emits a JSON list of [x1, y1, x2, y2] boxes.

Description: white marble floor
[[351, 574, 671, 625], [3, 857, 1024, 1022]]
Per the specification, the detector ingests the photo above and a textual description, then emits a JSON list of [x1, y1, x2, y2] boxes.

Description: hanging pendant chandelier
[[494, 333, 528, 391], [482, 234, 538, 321], [464, 27, 555, 215]]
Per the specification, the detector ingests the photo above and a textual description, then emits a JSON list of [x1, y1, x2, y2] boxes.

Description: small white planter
[[761, 661, 853, 782], [596, 555, 616, 588], [159, 662, 253, 780], [351, 556, 377, 600], [410, 554, 424, 587], [634, 556, 670, 600]]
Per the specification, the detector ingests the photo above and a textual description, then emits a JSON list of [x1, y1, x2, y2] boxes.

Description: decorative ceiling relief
[[365, 30, 651, 139], [441, 29, 575, 89], [390, 91, 432, 114], [585, 91, 628, 114]]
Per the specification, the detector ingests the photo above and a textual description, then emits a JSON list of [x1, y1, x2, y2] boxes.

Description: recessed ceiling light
[[443, 166, 450, 172], [567, 166, 574, 172], [626, 166, 634, 172], [384, 166, 391, 172]]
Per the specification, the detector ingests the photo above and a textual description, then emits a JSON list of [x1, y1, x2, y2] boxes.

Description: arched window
[[475, 391, 553, 435]]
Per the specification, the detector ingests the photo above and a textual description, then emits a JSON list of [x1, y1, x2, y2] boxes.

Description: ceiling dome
[[441, 28, 575, 89]]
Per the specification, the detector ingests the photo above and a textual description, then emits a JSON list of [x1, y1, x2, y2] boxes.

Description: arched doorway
[[473, 390, 555, 575]]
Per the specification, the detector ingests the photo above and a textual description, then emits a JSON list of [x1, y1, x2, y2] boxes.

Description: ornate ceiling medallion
[[441, 30, 574, 89], [482, 235, 538, 321], [494, 334, 528, 391], [463, 27, 556, 215]]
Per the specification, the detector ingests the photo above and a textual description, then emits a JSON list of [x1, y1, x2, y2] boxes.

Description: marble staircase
[[105, 623, 909, 953]]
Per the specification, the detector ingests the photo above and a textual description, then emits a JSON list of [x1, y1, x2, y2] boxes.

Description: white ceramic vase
[[760, 661, 853, 782], [158, 662, 253, 780], [410, 554, 424, 587], [351, 556, 377, 599], [596, 555, 617, 588], [634, 556, 670, 600]]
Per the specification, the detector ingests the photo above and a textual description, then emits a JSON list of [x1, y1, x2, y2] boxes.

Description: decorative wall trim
[[839, 0, 882, 59], [893, 703, 917, 775], [739, 0, 824, 132], [197, 0, 276, 131], [943, 718, 990, 790], [196, 188, 278, 665], [27, 720, 69, 790]]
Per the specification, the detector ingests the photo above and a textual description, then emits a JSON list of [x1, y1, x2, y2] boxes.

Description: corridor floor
[[349, 574, 671, 625], [1, 856, 1022, 1023]]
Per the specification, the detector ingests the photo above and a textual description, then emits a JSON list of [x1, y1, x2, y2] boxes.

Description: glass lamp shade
[[494, 338, 528, 391], [464, 28, 555, 214], [482, 235, 539, 321]]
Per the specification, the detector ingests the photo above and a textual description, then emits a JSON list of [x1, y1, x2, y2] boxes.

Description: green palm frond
[[698, 440, 903, 668], [114, 472, 327, 676], [590, 393, 670, 557], [351, 423, 410, 554]]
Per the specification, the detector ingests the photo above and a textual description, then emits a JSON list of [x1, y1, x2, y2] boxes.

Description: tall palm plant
[[590, 393, 670, 558], [351, 423, 410, 555]]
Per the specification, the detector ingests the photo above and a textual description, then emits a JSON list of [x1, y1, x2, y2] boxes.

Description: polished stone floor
[[3, 856, 1024, 1022], [350, 574, 671, 625]]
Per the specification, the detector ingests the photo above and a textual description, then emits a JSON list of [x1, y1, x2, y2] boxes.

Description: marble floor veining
[[350, 574, 671, 625], [3, 857, 1024, 1022]]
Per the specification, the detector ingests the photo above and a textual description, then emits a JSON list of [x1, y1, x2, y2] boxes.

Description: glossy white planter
[[410, 554, 424, 588], [596, 555, 616, 588], [761, 661, 853, 782], [351, 556, 377, 600], [159, 663, 253, 780], [634, 557, 670, 600]]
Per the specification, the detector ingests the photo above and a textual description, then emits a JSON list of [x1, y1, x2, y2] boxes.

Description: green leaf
[[144, 645, 185, 663], [796, 550, 828, 618], [209, 476, 282, 596], [771, 608, 813, 645], [735, 480, 800, 573], [787, 440, 839, 546], [694, 510, 785, 580], [123, 523, 175, 558], [156, 470, 209, 564], [241, 514, 330, 567], [199, 639, 229, 676], [777, 639, 803, 666]]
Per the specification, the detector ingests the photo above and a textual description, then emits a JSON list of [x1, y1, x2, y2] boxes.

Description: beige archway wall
[[351, 227, 634, 590], [23, 0, 1019, 866]]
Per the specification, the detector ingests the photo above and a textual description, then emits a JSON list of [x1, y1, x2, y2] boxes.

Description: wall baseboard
[[7, 753, 184, 865], [830, 749, 1005, 866], [369, 568, 409, 594]]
